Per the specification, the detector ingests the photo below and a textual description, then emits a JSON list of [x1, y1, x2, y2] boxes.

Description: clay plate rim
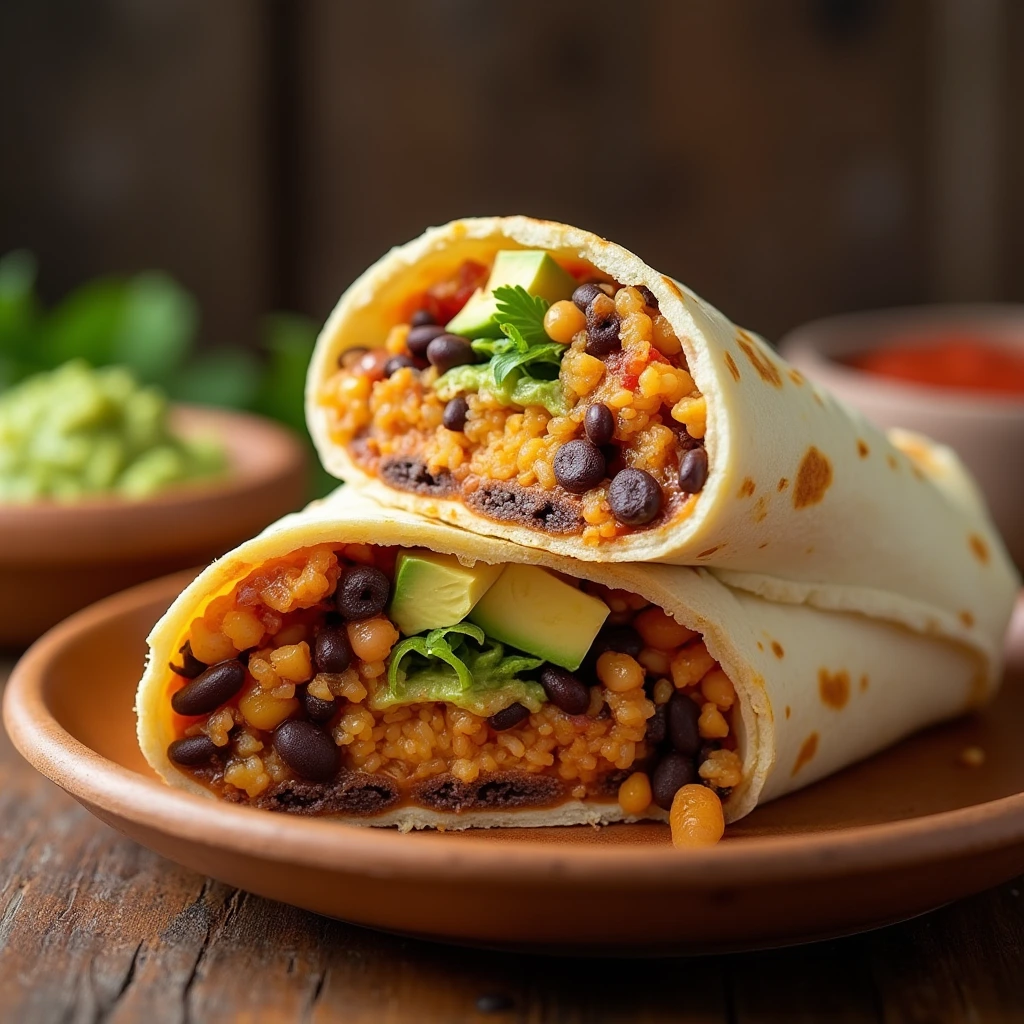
[[5, 574, 1024, 885], [0, 405, 307, 563]]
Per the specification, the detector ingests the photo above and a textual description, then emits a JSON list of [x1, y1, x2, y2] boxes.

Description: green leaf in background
[[254, 313, 318, 432], [165, 348, 263, 409], [40, 276, 130, 370], [0, 250, 39, 361], [111, 272, 198, 381]]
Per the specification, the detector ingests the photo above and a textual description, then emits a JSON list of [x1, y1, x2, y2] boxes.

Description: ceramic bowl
[[779, 305, 1024, 566], [5, 571, 1024, 953], [0, 405, 307, 647]]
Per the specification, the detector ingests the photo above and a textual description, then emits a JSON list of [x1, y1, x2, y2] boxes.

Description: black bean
[[407, 323, 446, 357], [167, 735, 221, 767], [584, 303, 621, 356], [590, 625, 644, 660], [442, 396, 469, 432], [335, 565, 390, 620], [301, 687, 339, 724], [274, 720, 339, 781], [608, 468, 663, 526], [646, 702, 668, 747], [384, 354, 419, 377], [669, 421, 703, 452], [651, 752, 698, 810], [637, 285, 658, 308], [427, 334, 477, 373], [584, 403, 615, 446], [553, 439, 606, 494], [171, 660, 246, 716], [668, 691, 702, 756], [169, 640, 205, 679], [678, 447, 709, 496], [338, 345, 369, 369], [539, 667, 590, 716], [571, 282, 603, 312], [487, 702, 530, 731], [313, 624, 352, 673], [410, 308, 436, 327]]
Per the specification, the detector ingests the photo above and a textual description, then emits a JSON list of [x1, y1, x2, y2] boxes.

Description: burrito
[[306, 217, 1015, 650], [136, 490, 1005, 844]]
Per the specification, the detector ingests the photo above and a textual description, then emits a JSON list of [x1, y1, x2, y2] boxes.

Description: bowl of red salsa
[[780, 305, 1024, 566]]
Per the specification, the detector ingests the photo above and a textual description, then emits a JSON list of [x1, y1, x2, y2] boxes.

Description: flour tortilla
[[306, 217, 1018, 655], [136, 490, 991, 830]]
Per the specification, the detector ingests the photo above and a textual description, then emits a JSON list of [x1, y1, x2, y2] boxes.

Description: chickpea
[[617, 771, 653, 815], [634, 607, 697, 651], [543, 300, 587, 344], [651, 314, 683, 356], [270, 642, 313, 683], [189, 618, 237, 665], [670, 641, 717, 689], [698, 702, 730, 739], [221, 608, 265, 652], [239, 688, 299, 731], [652, 678, 675, 705], [639, 647, 672, 677], [347, 616, 399, 662], [670, 784, 725, 848], [597, 651, 645, 692], [700, 669, 736, 710]]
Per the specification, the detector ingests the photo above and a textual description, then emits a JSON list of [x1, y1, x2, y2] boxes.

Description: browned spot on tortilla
[[758, 541, 769, 549], [756, 641, 764, 652], [818, 669, 850, 710], [857, 440, 870, 458], [738, 477, 756, 498], [736, 331, 783, 387], [788, 368, 805, 386], [793, 447, 833, 509], [724, 352, 741, 382], [792, 733, 819, 776], [771, 641, 784, 659], [777, 477, 789, 491], [660, 275, 685, 302], [697, 545, 722, 558], [886, 454, 899, 471], [969, 534, 990, 564], [785, 705, 792, 719], [959, 610, 975, 628], [911, 464, 926, 481], [812, 391, 824, 406], [753, 496, 769, 523], [859, 675, 869, 692]]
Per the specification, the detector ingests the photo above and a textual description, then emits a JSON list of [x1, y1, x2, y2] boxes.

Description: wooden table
[[1, 656, 1022, 1023]]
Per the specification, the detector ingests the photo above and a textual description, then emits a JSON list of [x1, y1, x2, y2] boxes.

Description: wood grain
[[0, 656, 1022, 1022]]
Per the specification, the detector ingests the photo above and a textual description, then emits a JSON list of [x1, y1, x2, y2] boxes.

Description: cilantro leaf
[[490, 342, 565, 386], [493, 285, 551, 349]]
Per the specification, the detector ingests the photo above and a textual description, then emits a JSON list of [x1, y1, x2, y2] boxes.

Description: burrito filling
[[164, 543, 740, 828], [318, 251, 708, 546]]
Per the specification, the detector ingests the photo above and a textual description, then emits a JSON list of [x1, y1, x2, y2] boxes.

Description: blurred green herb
[[0, 250, 334, 500]]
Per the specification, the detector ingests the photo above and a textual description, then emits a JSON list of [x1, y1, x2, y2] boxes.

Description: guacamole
[[0, 360, 226, 502]]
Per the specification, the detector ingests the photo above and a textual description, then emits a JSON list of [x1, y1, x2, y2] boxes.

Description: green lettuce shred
[[374, 623, 547, 718]]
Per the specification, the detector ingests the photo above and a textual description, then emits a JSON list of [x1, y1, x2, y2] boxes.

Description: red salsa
[[849, 334, 1024, 396]]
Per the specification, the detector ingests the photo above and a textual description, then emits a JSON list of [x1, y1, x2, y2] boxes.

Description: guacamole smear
[[434, 363, 569, 417], [373, 622, 547, 717], [0, 360, 226, 503]]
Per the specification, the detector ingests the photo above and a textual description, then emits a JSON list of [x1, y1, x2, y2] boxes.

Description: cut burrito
[[306, 217, 1016, 651], [136, 490, 1009, 844]]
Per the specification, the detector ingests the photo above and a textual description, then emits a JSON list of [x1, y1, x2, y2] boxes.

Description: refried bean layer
[[317, 255, 708, 547], [164, 544, 743, 819]]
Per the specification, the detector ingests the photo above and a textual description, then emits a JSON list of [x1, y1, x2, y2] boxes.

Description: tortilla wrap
[[306, 217, 1017, 653], [137, 489, 996, 830]]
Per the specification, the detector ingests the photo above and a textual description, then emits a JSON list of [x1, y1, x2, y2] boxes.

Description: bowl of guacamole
[[0, 362, 308, 646], [0, 361, 226, 503]]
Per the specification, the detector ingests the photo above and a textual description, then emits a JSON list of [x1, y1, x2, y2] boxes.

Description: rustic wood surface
[[0, 658, 1022, 1022]]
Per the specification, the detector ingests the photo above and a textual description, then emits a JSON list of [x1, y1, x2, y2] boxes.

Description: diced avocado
[[389, 550, 502, 636], [445, 250, 576, 338], [468, 564, 610, 671]]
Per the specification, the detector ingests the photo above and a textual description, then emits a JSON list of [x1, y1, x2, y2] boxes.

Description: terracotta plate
[[5, 573, 1024, 954]]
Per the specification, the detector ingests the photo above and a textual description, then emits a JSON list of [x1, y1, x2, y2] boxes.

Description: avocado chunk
[[388, 550, 502, 637], [445, 250, 577, 338], [468, 564, 610, 671]]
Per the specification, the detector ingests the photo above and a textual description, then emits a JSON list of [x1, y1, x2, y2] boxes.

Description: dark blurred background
[[0, 0, 1017, 347]]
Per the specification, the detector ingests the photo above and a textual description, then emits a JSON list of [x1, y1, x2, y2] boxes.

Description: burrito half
[[136, 491, 1000, 843], [306, 217, 1017, 653]]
